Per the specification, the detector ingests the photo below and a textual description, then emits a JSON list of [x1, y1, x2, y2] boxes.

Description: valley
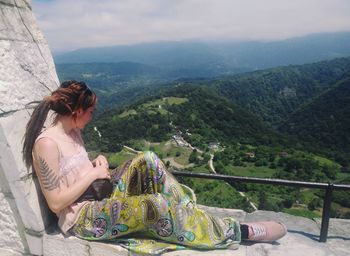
[[56, 42, 350, 220]]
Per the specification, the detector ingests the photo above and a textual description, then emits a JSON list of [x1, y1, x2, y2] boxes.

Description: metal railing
[[171, 170, 350, 242]]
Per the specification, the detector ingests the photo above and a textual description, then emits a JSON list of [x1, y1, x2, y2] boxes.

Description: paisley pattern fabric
[[72, 151, 241, 255]]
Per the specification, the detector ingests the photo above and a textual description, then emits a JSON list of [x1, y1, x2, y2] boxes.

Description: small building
[[245, 152, 255, 158], [208, 142, 220, 150], [280, 152, 289, 158], [172, 134, 189, 147]]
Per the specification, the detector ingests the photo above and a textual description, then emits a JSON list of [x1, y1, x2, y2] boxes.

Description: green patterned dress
[[72, 151, 241, 255]]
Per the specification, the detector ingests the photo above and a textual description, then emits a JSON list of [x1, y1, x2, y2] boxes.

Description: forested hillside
[[84, 85, 282, 152], [279, 72, 350, 165], [212, 57, 350, 126]]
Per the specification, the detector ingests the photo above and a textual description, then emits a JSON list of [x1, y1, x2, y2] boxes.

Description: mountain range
[[55, 32, 350, 78]]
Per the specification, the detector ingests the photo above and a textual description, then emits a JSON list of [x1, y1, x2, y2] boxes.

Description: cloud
[[32, 0, 350, 52]]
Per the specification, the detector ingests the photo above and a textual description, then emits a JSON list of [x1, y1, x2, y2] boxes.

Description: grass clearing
[[225, 165, 277, 178], [314, 155, 341, 168], [118, 97, 188, 118], [128, 139, 194, 166], [300, 188, 321, 204], [190, 164, 211, 173], [336, 172, 350, 182], [142, 97, 188, 108], [118, 109, 137, 118]]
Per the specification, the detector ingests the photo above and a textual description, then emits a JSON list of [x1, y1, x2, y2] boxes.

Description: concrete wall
[[0, 0, 59, 254]]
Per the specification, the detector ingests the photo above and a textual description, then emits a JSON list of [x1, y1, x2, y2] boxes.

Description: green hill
[[84, 85, 282, 152], [279, 73, 350, 165], [212, 57, 350, 126]]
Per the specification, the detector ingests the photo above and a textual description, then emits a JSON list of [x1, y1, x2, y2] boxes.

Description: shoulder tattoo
[[38, 157, 60, 191]]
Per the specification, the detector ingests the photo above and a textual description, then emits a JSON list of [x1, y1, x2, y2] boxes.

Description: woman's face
[[75, 105, 96, 129]]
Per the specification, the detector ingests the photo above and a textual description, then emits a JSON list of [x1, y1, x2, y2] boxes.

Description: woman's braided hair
[[22, 80, 97, 169]]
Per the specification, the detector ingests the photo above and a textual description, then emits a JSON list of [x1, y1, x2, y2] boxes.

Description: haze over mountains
[[55, 32, 350, 78]]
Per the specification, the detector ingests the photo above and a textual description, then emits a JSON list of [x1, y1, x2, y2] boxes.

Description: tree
[[307, 198, 322, 211], [189, 150, 197, 163], [165, 161, 170, 168], [258, 191, 268, 210]]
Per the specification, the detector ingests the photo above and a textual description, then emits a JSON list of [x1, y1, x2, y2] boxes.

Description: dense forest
[[212, 57, 350, 126], [279, 73, 350, 166]]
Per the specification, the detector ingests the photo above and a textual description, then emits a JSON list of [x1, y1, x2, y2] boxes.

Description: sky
[[32, 0, 350, 53]]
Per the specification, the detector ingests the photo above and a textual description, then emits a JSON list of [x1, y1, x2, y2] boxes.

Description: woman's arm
[[33, 138, 110, 214]]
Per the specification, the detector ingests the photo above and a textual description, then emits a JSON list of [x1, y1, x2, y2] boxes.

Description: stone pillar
[[0, 0, 59, 255]]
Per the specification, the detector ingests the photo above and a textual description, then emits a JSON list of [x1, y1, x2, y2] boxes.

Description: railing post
[[319, 183, 333, 242]]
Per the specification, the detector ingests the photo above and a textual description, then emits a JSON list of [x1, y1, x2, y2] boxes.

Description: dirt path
[[208, 154, 216, 173], [123, 145, 141, 154], [239, 191, 258, 211]]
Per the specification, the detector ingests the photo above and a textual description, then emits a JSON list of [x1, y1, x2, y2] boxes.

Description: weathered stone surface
[[0, 192, 25, 256], [0, 0, 59, 255], [166, 248, 245, 256], [315, 218, 350, 238], [0, 40, 59, 113], [198, 205, 246, 221], [0, 0, 58, 113], [43, 232, 129, 256], [0, 103, 52, 255], [43, 232, 91, 256]]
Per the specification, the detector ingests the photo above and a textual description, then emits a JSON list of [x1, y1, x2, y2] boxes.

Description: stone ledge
[[41, 208, 350, 256], [43, 232, 128, 256]]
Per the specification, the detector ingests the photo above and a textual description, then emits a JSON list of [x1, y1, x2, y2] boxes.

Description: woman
[[23, 80, 286, 255]]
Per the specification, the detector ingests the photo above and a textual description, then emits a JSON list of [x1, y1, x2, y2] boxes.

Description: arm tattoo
[[38, 157, 60, 191]]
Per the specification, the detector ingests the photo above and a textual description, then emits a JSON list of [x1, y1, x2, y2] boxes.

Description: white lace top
[[60, 146, 89, 176]]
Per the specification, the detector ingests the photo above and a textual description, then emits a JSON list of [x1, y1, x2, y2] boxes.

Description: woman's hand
[[93, 161, 111, 180], [92, 155, 109, 169]]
